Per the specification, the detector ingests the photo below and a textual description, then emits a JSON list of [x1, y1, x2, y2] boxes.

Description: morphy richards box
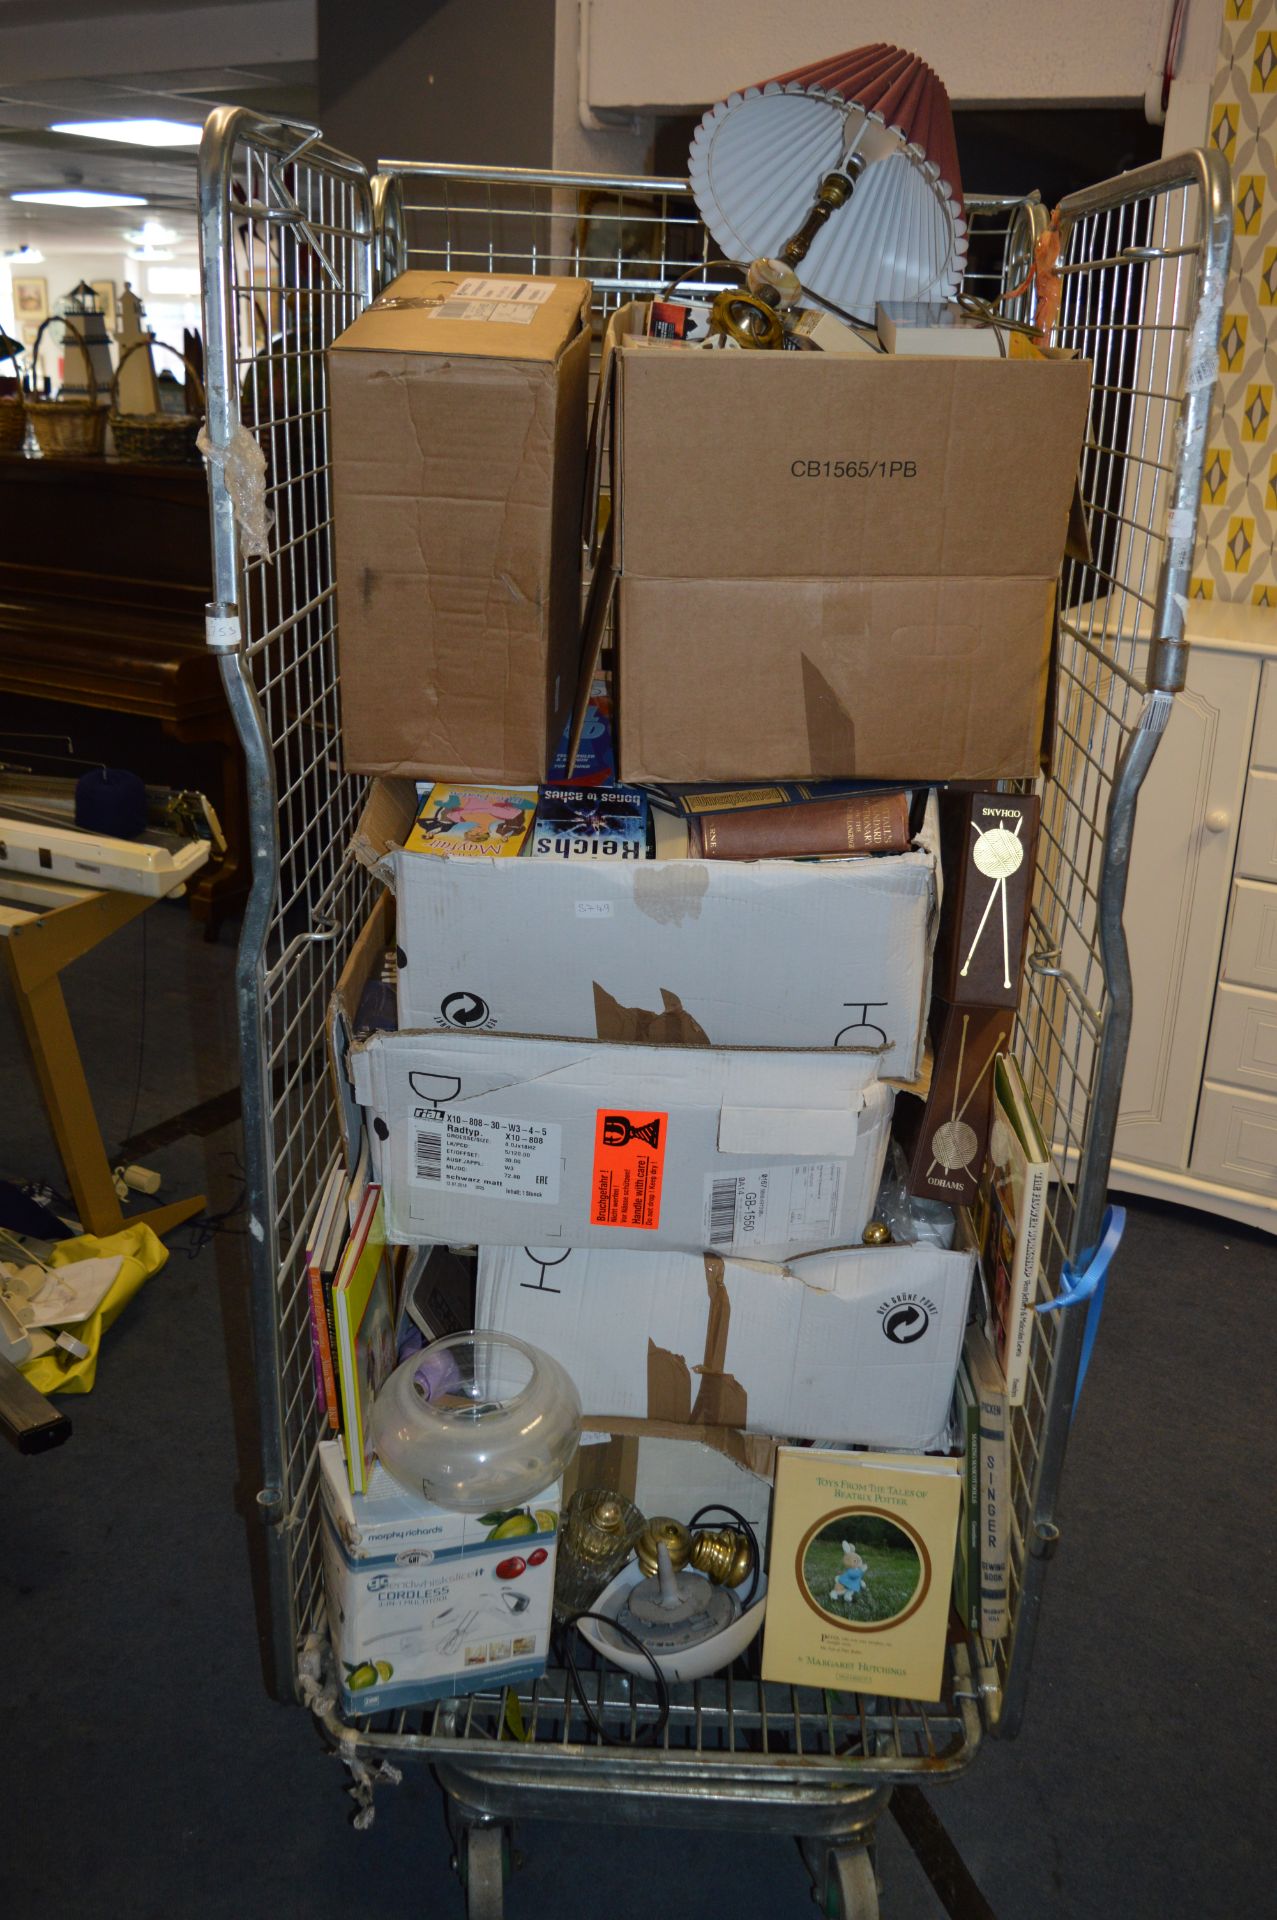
[[353, 778, 939, 1078], [478, 1242, 975, 1449], [580, 307, 1091, 783], [345, 1024, 894, 1256], [328, 271, 592, 783]]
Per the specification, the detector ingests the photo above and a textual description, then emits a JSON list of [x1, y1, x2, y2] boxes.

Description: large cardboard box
[[477, 1242, 974, 1449], [347, 1024, 893, 1256], [584, 313, 1090, 782], [354, 778, 939, 1077], [328, 272, 592, 782]]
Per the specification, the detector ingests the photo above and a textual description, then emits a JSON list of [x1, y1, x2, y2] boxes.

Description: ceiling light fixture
[[11, 188, 148, 208], [49, 118, 202, 149]]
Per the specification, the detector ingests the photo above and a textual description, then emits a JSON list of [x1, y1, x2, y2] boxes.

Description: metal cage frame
[[198, 111, 1229, 1865]]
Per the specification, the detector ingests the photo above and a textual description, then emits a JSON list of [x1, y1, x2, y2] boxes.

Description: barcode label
[[707, 1178, 738, 1246], [430, 298, 538, 325], [408, 1109, 561, 1203], [701, 1163, 844, 1253], [452, 277, 554, 303]]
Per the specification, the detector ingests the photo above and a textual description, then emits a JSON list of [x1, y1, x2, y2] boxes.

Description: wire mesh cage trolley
[[198, 112, 1230, 1917]]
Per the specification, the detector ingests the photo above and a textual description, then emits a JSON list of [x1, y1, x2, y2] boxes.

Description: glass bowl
[[370, 1331, 581, 1513]]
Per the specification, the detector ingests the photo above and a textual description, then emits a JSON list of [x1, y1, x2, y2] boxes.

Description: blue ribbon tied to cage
[[1034, 1204, 1125, 1416]]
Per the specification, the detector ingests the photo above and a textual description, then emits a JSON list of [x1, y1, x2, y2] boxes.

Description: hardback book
[[663, 779, 904, 818], [529, 785, 649, 860], [761, 1445, 962, 1704], [961, 1321, 1009, 1638], [405, 785, 537, 858], [895, 1000, 1012, 1209], [952, 1377, 981, 1636], [333, 1186, 397, 1494], [982, 1055, 1051, 1407], [933, 791, 1040, 1007], [686, 789, 911, 861], [305, 1163, 347, 1422]]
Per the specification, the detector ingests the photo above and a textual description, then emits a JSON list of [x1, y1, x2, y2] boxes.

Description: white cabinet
[[1112, 608, 1277, 1232]]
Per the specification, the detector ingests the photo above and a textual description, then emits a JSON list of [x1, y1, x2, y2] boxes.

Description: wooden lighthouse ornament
[[113, 283, 160, 415]]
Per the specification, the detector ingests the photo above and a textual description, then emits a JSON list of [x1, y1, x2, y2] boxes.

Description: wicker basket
[[109, 337, 205, 465], [25, 317, 108, 459]]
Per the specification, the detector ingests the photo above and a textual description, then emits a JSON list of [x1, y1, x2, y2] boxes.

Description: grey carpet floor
[[1, 900, 1270, 1918]]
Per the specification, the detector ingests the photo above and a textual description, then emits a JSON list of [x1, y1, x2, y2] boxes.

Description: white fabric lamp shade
[[689, 43, 967, 321]]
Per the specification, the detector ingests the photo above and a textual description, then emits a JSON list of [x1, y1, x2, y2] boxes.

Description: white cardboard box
[[319, 1440, 561, 1716], [477, 1243, 974, 1449], [354, 780, 939, 1079], [351, 1029, 893, 1255]]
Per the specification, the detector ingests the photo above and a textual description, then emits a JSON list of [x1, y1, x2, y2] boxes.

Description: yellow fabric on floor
[[20, 1224, 168, 1395]]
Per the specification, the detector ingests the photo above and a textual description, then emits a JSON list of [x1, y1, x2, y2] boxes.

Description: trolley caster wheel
[[809, 1843, 879, 1920], [455, 1823, 511, 1920]]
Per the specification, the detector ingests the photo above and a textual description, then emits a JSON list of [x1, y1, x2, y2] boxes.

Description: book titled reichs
[[529, 785, 649, 860]]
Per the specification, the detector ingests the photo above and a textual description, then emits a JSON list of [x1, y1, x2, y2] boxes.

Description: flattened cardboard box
[[477, 1242, 975, 1449], [584, 310, 1091, 781], [348, 1027, 893, 1256], [354, 778, 939, 1078], [328, 271, 592, 783]]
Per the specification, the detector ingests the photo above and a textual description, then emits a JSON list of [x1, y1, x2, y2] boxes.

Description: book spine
[[977, 1389, 1009, 1638], [333, 1291, 365, 1496], [307, 1262, 336, 1420], [689, 790, 911, 860], [322, 1276, 342, 1433], [960, 1393, 981, 1635], [1005, 1161, 1049, 1408]]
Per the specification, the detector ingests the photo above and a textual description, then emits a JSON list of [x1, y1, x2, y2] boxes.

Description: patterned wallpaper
[[1194, 0, 1277, 604]]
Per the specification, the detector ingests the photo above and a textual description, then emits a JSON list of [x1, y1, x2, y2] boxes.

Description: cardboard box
[[347, 1024, 893, 1255], [478, 1242, 974, 1449], [318, 1440, 560, 1715], [354, 778, 939, 1077], [328, 271, 592, 782], [565, 1418, 776, 1556], [583, 310, 1091, 782]]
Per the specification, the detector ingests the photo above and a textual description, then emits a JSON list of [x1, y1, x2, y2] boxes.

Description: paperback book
[[955, 1321, 1009, 1637], [405, 785, 537, 858], [529, 785, 649, 860], [333, 1186, 397, 1494], [981, 1055, 1050, 1407], [761, 1445, 962, 1704], [307, 1163, 351, 1431]]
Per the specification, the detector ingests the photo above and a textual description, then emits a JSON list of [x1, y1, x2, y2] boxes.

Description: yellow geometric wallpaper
[[1195, 0, 1277, 604]]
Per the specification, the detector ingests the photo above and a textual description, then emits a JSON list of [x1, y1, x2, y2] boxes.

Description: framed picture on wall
[[90, 279, 117, 334], [12, 276, 47, 320]]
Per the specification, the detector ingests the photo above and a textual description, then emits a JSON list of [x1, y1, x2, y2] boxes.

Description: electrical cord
[[555, 1611, 670, 1746]]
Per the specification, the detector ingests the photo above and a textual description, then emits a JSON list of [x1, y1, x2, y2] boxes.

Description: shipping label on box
[[350, 1029, 893, 1255], [477, 1242, 973, 1449], [356, 779, 939, 1077], [319, 1442, 560, 1715]]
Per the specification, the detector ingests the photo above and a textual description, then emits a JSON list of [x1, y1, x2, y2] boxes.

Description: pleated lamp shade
[[689, 44, 967, 320]]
